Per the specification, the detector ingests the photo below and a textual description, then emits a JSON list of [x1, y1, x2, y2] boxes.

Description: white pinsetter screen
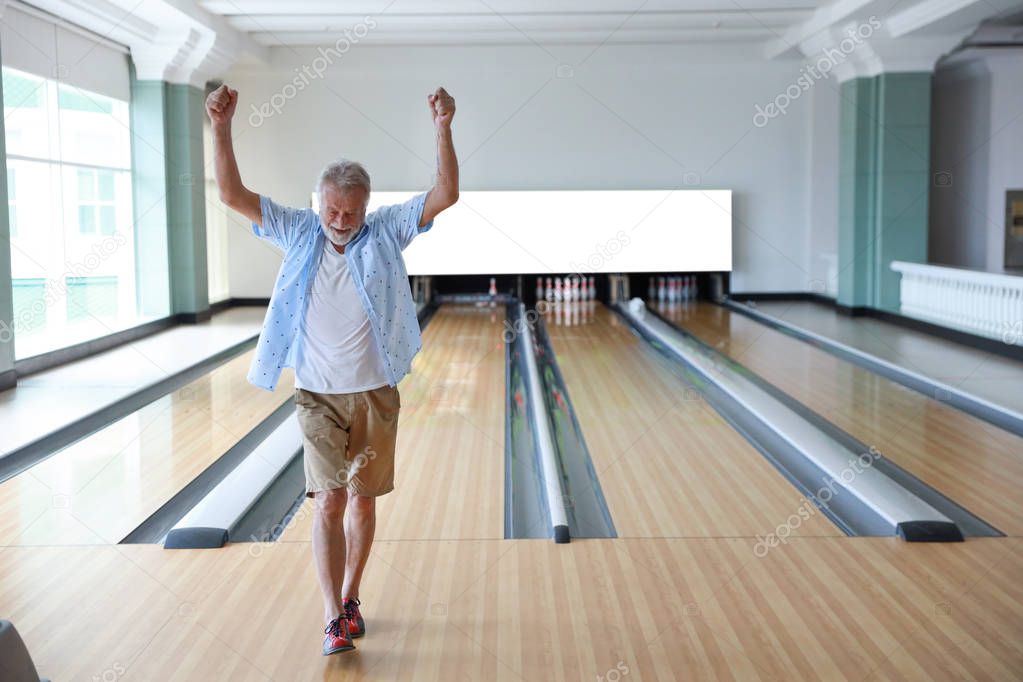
[[356, 189, 733, 276]]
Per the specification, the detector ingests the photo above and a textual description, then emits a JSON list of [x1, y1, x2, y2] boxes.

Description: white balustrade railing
[[891, 261, 1023, 345]]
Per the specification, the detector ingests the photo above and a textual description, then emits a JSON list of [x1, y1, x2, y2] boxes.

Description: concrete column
[[130, 72, 209, 322], [837, 72, 932, 312], [0, 53, 15, 389], [165, 83, 209, 321]]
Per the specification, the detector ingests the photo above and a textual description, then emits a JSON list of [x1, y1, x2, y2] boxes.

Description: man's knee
[[347, 488, 375, 512], [314, 489, 347, 518]]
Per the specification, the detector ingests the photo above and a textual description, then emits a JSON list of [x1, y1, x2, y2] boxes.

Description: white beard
[[321, 223, 358, 247]]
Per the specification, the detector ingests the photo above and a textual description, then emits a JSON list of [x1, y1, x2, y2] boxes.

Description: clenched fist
[[206, 84, 238, 126], [427, 87, 455, 130]]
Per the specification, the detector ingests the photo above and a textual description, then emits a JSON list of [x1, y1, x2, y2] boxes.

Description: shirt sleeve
[[374, 191, 434, 251], [251, 195, 315, 251]]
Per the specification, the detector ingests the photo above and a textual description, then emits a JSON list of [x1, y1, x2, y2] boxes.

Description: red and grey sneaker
[[343, 597, 365, 638], [323, 616, 355, 655]]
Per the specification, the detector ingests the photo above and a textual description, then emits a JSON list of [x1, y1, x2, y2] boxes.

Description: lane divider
[[517, 302, 571, 543], [619, 299, 963, 542], [163, 416, 302, 549]]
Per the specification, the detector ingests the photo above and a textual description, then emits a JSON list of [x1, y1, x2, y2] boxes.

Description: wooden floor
[[1, 536, 1019, 680], [3, 303, 1022, 680], [280, 304, 506, 542], [0, 306, 265, 459], [661, 302, 1023, 535], [544, 302, 840, 539], [0, 350, 293, 545]]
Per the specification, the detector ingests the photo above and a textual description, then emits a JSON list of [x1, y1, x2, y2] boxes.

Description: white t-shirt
[[294, 241, 389, 394]]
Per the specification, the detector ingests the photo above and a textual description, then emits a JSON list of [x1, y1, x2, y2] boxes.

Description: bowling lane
[[279, 304, 507, 542], [543, 302, 842, 539], [753, 299, 1023, 415], [0, 350, 293, 545], [661, 302, 1023, 535]]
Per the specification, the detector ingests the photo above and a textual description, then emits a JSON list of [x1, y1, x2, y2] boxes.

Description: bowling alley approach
[[1, 1, 1022, 680]]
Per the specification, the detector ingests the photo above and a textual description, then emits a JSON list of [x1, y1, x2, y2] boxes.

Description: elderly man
[[205, 83, 458, 655]]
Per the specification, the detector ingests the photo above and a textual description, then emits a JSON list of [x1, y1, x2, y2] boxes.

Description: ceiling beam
[[764, 0, 877, 58], [18, 0, 267, 84], [247, 26, 779, 47], [223, 9, 810, 33], [885, 0, 1020, 37]]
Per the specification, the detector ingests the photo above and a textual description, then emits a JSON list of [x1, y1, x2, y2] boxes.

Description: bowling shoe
[[323, 615, 355, 655], [343, 597, 365, 638]]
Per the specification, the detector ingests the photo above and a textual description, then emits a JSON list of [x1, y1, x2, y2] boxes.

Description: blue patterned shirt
[[247, 191, 433, 392]]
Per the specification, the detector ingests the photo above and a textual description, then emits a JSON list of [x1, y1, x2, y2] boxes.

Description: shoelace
[[344, 597, 361, 618], [324, 617, 345, 638]]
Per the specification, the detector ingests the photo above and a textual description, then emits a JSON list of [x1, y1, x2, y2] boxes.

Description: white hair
[[317, 159, 371, 196]]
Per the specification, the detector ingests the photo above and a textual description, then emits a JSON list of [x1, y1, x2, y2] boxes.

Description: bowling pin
[[545, 277, 553, 302], [657, 277, 666, 303], [554, 277, 562, 302], [536, 276, 543, 301]]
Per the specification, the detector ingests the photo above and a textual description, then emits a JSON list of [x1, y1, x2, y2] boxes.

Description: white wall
[[218, 42, 830, 297], [930, 48, 1023, 272], [984, 51, 1023, 271]]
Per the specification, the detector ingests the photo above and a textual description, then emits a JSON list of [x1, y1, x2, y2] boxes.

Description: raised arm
[[205, 84, 261, 225], [421, 87, 459, 227]]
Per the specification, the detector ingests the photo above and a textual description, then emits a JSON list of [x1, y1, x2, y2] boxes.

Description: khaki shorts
[[294, 385, 400, 498]]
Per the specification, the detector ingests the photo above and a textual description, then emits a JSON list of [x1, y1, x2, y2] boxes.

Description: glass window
[[58, 82, 130, 169], [97, 171, 114, 200], [3, 66, 150, 359], [75, 169, 118, 236], [2, 69, 51, 160], [77, 168, 93, 199], [12, 277, 46, 333], [7, 166, 15, 237], [2, 70, 42, 109], [58, 86, 113, 114], [66, 275, 118, 321]]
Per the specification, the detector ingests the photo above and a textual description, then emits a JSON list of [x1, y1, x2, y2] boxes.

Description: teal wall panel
[[837, 72, 931, 312]]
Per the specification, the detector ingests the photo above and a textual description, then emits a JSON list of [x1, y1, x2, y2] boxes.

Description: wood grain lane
[[1, 537, 1019, 680], [542, 303, 840, 539], [279, 304, 507, 542], [0, 350, 294, 546], [663, 302, 1023, 536]]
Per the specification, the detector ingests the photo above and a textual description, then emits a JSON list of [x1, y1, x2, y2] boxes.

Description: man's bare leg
[[342, 489, 376, 601], [312, 490, 347, 624]]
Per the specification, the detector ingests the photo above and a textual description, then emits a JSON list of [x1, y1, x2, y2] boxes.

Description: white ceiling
[[195, 0, 826, 46], [194, 0, 1022, 48], [16, 0, 1023, 85]]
